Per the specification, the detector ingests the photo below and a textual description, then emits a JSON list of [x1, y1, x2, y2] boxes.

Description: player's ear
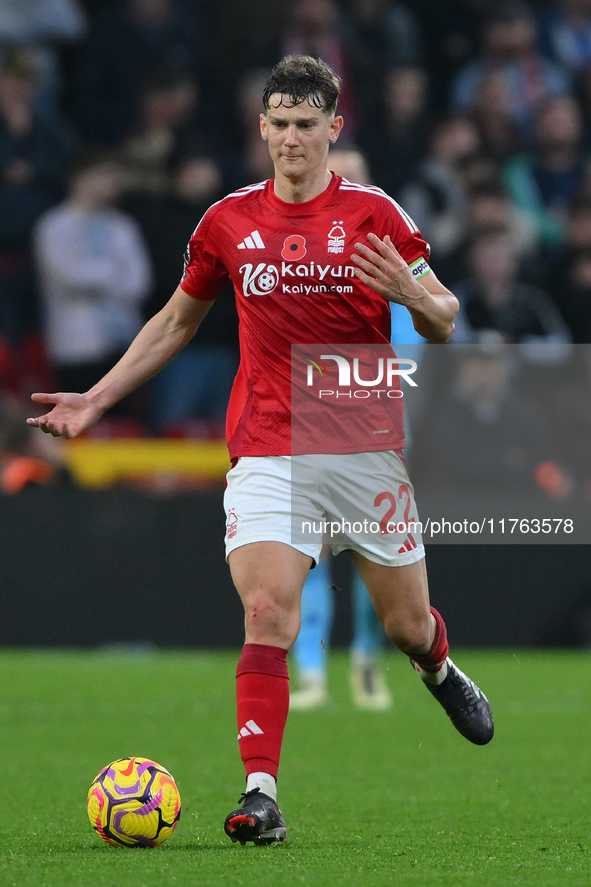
[[329, 115, 344, 144], [260, 113, 268, 141]]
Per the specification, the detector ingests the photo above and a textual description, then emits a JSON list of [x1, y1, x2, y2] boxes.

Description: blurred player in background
[[290, 146, 427, 712], [291, 147, 398, 713], [27, 55, 494, 845], [290, 542, 393, 711]]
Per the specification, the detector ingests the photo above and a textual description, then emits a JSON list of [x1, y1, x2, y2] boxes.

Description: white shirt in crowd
[[34, 203, 153, 366]]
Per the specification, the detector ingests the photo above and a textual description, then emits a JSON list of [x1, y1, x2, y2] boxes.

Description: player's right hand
[[26, 392, 103, 439]]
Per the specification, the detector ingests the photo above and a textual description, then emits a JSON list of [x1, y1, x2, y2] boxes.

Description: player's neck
[[272, 168, 333, 204]]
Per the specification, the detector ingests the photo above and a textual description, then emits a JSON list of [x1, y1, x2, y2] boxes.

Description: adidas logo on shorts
[[398, 533, 418, 554]]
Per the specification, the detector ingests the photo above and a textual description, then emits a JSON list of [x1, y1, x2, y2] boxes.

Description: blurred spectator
[[119, 67, 201, 195], [503, 95, 588, 250], [451, 1, 572, 142], [441, 179, 538, 284], [280, 0, 357, 137], [0, 0, 86, 113], [562, 195, 591, 250], [0, 48, 74, 352], [343, 0, 422, 67], [329, 144, 371, 184], [548, 198, 591, 341], [467, 180, 537, 257], [539, 0, 591, 78], [72, 0, 209, 146], [221, 68, 274, 192], [236, 138, 276, 190], [411, 346, 558, 496], [124, 151, 225, 320], [469, 68, 523, 160], [33, 149, 152, 396], [0, 394, 72, 493], [358, 64, 430, 199], [458, 151, 502, 191], [399, 114, 481, 263], [452, 227, 572, 345], [342, 0, 423, 131], [0, 0, 84, 43], [551, 248, 591, 342], [235, 69, 271, 145], [412, 0, 495, 106], [212, 0, 290, 103], [574, 63, 591, 136], [125, 151, 239, 433]]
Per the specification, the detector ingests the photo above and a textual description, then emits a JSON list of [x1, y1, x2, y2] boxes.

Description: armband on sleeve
[[408, 257, 430, 280]]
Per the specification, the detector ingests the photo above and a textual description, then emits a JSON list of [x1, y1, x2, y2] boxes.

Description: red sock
[[409, 606, 449, 673], [236, 643, 289, 780]]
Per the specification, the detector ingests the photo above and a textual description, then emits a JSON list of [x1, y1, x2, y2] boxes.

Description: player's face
[[260, 94, 342, 182]]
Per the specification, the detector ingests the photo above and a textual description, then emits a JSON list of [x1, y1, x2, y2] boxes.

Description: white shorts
[[224, 451, 425, 567]]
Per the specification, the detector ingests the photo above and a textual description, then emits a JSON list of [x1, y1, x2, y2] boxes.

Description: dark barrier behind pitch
[[1, 489, 590, 648]]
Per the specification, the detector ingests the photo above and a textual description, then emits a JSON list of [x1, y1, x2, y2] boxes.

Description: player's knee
[[383, 613, 433, 655], [242, 593, 299, 647], [243, 594, 281, 630]]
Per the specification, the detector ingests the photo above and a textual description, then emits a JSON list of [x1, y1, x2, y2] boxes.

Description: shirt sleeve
[[179, 207, 230, 300], [387, 201, 431, 267]]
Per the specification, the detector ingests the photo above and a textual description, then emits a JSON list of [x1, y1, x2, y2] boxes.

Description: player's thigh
[[348, 552, 432, 648], [229, 541, 313, 634], [224, 455, 323, 564]]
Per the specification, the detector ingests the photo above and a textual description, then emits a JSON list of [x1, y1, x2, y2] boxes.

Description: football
[[87, 756, 181, 847]]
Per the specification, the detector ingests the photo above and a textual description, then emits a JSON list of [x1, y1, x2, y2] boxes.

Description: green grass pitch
[[0, 648, 589, 887]]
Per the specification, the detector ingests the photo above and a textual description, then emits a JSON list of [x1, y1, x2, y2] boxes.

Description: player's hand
[[351, 234, 424, 307], [26, 392, 103, 439]]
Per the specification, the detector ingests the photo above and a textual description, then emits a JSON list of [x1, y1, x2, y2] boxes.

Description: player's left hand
[[351, 234, 424, 307]]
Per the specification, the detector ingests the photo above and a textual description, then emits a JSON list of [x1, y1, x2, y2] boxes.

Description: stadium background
[[1, 0, 590, 649]]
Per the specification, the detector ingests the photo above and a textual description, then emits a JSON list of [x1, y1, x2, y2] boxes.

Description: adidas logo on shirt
[[238, 719, 264, 739], [237, 230, 266, 249]]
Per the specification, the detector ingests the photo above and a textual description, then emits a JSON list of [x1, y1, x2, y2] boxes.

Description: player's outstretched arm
[[27, 286, 215, 438], [351, 234, 459, 343]]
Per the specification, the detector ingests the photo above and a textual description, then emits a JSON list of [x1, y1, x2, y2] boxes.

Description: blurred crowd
[[1, 0, 591, 478]]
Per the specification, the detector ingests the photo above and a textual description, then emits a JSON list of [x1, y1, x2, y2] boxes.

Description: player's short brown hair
[[262, 55, 341, 116]]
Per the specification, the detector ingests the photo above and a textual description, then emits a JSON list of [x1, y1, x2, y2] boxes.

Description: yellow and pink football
[[87, 757, 181, 847]]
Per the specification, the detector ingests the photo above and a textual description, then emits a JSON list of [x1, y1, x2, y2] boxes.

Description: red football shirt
[[180, 173, 429, 459]]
